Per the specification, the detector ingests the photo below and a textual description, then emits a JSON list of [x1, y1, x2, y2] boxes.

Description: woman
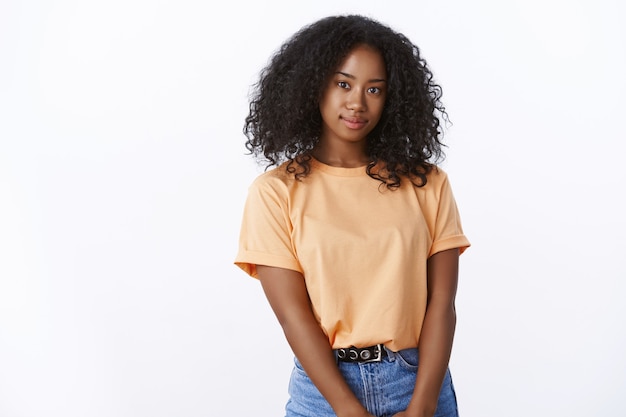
[[235, 15, 470, 417]]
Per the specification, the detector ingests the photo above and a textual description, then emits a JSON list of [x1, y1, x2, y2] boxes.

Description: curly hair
[[244, 14, 449, 188]]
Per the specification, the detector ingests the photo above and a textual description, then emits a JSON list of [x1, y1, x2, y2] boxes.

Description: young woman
[[235, 15, 470, 417]]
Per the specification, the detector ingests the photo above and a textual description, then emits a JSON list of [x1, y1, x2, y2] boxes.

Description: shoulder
[[248, 161, 297, 194], [412, 165, 450, 192], [426, 165, 448, 181]]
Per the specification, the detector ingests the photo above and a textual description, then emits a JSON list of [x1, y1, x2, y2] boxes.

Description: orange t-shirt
[[235, 159, 470, 351]]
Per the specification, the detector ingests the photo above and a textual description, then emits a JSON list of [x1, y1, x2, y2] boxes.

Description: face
[[318, 44, 387, 147]]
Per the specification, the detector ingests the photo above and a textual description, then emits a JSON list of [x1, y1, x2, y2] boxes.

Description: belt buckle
[[361, 344, 383, 363]]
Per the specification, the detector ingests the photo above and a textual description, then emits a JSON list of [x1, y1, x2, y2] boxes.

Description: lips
[[341, 116, 367, 129]]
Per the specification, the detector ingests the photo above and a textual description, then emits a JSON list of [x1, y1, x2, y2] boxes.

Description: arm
[[257, 265, 375, 417], [398, 248, 460, 417]]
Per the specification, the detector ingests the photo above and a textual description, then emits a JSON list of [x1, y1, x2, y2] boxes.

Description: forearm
[[281, 312, 369, 417], [406, 303, 456, 417], [404, 248, 460, 417], [256, 265, 370, 417]]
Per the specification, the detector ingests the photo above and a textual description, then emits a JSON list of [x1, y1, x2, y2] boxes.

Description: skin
[[313, 44, 387, 167], [257, 45, 460, 417], [395, 248, 459, 417]]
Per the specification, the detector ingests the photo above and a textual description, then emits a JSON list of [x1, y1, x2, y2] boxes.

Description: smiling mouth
[[341, 116, 367, 129]]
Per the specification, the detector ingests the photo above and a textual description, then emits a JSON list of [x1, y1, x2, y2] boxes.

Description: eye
[[368, 86, 382, 95], [337, 81, 350, 89]]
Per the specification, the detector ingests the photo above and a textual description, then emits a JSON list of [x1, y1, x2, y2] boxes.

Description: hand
[[337, 408, 377, 417], [346, 412, 376, 417], [391, 409, 431, 417]]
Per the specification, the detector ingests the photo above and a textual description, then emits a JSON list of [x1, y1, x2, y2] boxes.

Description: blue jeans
[[285, 348, 459, 417]]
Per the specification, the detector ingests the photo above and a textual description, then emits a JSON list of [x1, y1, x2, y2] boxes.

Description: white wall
[[1, 0, 625, 416]]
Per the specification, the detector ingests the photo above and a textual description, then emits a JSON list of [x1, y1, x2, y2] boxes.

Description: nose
[[346, 88, 366, 112]]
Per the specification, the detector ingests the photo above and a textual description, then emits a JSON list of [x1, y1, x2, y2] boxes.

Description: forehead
[[335, 44, 386, 77]]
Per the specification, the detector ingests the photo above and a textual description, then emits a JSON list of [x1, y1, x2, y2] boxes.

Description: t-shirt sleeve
[[428, 171, 471, 257], [234, 176, 303, 278]]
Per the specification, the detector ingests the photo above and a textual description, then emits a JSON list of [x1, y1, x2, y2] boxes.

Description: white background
[[1, 0, 625, 416]]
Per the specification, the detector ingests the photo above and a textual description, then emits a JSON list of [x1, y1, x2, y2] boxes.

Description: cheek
[[320, 93, 338, 112], [372, 100, 386, 119]]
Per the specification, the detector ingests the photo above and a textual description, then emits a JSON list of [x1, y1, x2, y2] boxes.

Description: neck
[[312, 142, 369, 168]]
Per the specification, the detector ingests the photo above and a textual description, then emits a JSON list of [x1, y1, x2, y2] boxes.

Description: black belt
[[336, 344, 385, 363]]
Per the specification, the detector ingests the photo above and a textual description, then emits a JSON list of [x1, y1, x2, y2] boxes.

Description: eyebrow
[[336, 71, 386, 83]]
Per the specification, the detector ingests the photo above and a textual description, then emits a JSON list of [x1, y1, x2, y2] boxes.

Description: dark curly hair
[[244, 14, 449, 188]]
